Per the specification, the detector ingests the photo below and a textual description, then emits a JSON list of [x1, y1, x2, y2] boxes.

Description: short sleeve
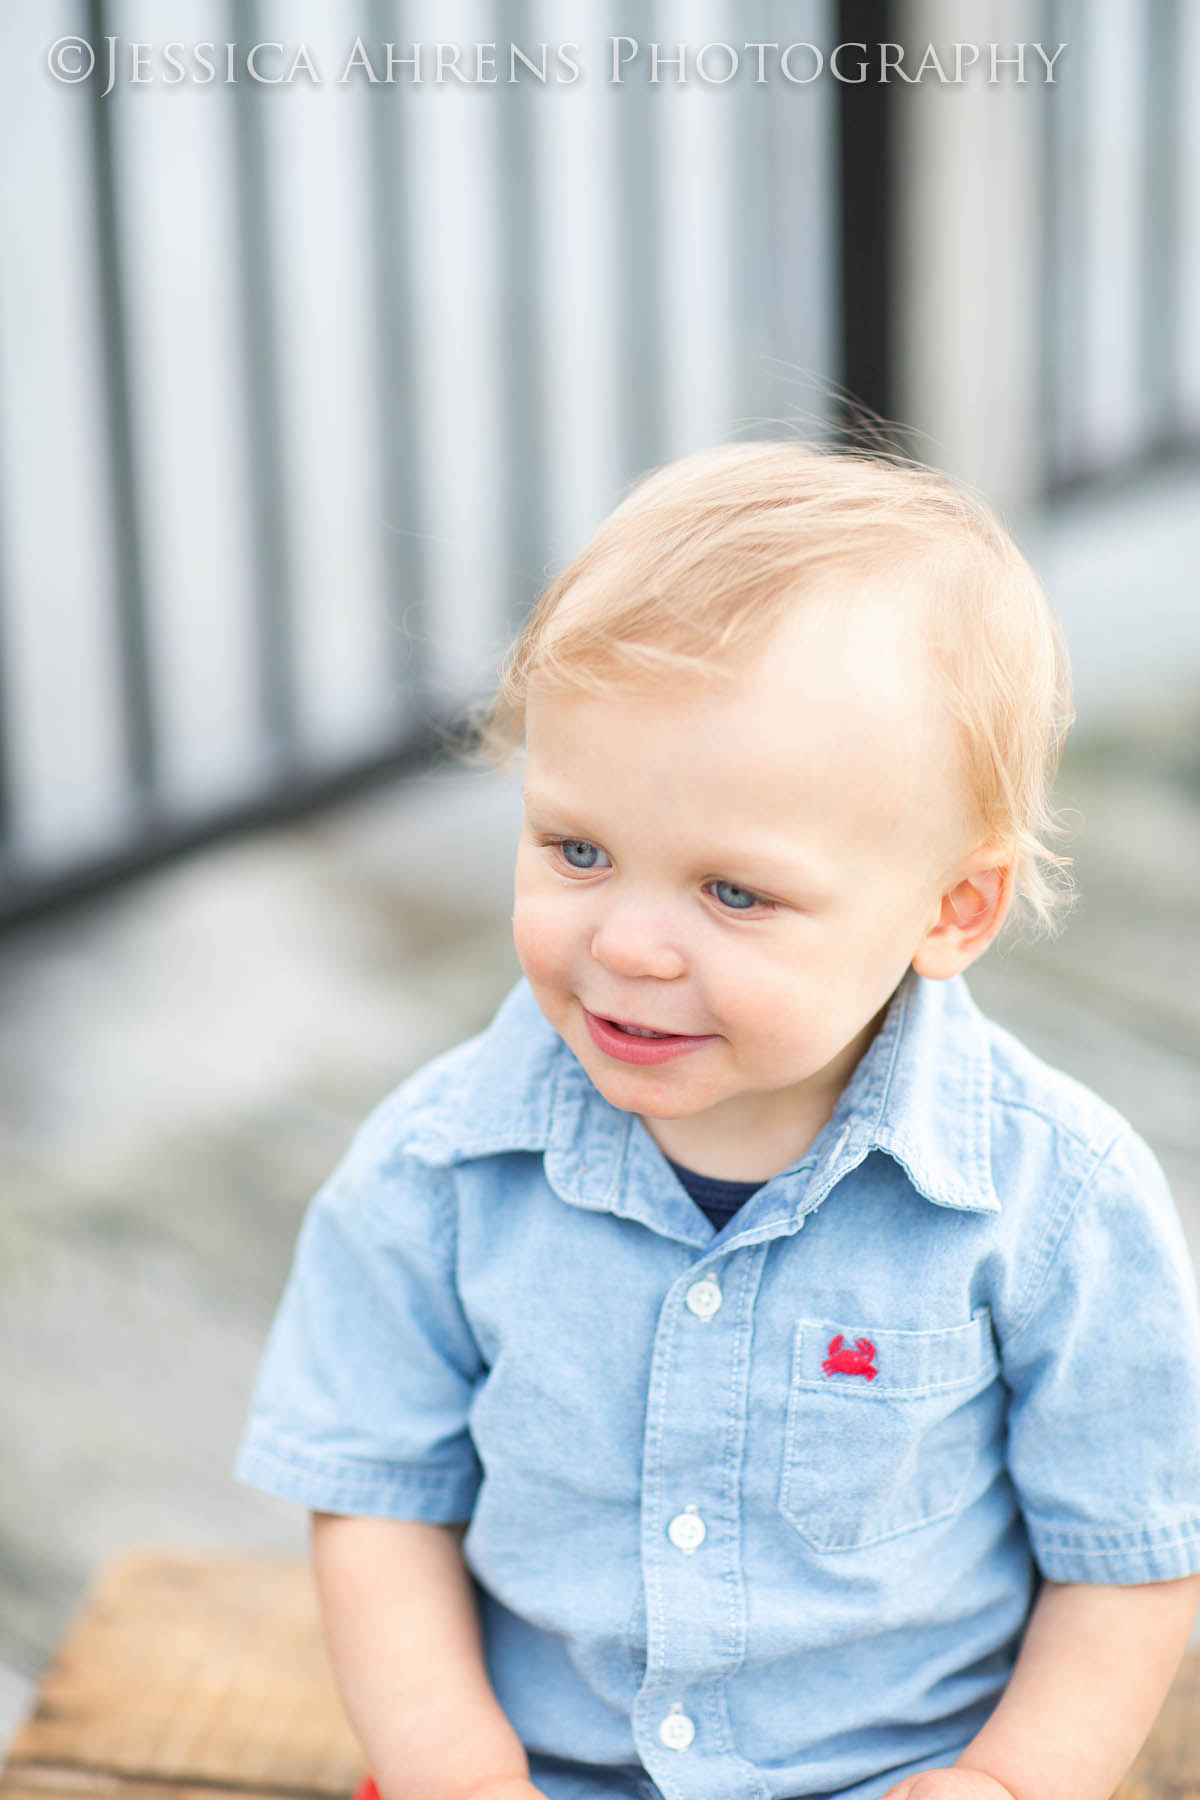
[[1002, 1126, 1200, 1583], [234, 1098, 484, 1521]]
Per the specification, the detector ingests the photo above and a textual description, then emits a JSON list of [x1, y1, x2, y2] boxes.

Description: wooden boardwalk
[[1, 745, 1197, 1743]]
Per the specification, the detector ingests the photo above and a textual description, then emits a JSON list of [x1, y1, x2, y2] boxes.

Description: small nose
[[590, 898, 687, 982]]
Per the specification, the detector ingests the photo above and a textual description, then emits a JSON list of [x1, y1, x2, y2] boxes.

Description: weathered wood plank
[[1114, 1642, 1200, 1798], [4, 1553, 360, 1798], [0, 1780, 318, 1800]]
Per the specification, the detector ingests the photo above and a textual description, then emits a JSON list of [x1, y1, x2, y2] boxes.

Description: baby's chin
[[627, 1093, 709, 1119], [587, 1070, 718, 1121]]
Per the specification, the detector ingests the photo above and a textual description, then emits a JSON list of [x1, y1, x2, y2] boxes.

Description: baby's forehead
[[525, 621, 969, 837], [534, 581, 941, 724]]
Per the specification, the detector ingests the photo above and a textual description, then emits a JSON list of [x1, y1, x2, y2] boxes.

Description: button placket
[[636, 1242, 768, 1782]]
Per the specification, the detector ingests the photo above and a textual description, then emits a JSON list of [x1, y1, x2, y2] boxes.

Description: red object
[[352, 1779, 381, 1800], [821, 1334, 878, 1380]]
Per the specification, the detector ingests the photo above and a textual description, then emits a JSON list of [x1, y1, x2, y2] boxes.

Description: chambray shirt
[[236, 972, 1200, 1800]]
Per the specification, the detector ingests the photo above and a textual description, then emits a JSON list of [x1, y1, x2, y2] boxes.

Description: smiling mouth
[[581, 1007, 716, 1065], [606, 1019, 679, 1039]]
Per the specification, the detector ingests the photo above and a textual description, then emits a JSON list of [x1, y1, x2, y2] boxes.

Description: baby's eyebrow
[[704, 849, 838, 895], [520, 792, 602, 842], [521, 785, 582, 821]]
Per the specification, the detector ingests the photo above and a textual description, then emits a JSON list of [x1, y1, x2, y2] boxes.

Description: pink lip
[[582, 1008, 717, 1066]]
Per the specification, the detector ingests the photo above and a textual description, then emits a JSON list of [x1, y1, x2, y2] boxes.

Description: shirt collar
[[406, 971, 999, 1220], [828, 968, 999, 1215]]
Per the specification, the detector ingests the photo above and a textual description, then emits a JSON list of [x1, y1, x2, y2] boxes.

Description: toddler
[[236, 442, 1200, 1800]]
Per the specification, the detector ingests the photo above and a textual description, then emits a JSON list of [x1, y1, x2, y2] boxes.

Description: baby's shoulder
[[984, 1014, 1126, 1145], [977, 1003, 1159, 1209]]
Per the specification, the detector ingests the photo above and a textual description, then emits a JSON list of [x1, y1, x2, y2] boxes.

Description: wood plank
[[4, 1553, 360, 1797], [0, 1779, 311, 1800], [1115, 1646, 1200, 1799]]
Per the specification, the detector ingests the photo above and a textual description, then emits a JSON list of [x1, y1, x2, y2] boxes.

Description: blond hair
[[475, 439, 1075, 933]]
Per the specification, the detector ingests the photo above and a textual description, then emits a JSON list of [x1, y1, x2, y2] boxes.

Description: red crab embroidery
[[822, 1334, 878, 1380]]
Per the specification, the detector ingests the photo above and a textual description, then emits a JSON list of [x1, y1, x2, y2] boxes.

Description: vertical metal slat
[[364, 0, 431, 702], [86, 0, 157, 807], [232, 0, 299, 766]]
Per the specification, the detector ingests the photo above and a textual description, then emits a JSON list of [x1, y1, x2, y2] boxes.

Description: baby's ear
[[912, 857, 1011, 980]]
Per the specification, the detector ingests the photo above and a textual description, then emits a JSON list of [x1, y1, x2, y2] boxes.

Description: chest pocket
[[779, 1310, 1001, 1552]]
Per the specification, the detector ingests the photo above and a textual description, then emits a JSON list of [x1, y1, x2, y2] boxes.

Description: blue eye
[[711, 880, 759, 911], [559, 840, 609, 870]]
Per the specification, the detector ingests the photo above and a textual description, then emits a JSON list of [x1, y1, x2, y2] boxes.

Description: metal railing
[[3, 0, 1196, 921]]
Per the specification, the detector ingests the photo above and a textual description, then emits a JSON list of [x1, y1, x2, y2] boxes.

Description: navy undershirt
[[667, 1159, 763, 1231]]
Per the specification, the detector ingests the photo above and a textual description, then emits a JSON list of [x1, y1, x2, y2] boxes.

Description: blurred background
[[0, 0, 1197, 1741]]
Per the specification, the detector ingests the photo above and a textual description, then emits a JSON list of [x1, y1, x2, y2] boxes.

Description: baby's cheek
[[511, 898, 564, 987]]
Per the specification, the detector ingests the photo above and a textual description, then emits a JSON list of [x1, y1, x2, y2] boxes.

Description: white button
[[667, 1507, 706, 1554], [658, 1708, 695, 1751], [685, 1277, 722, 1319]]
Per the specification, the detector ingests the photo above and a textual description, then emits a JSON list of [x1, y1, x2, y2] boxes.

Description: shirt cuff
[[1028, 1517, 1200, 1584], [234, 1426, 480, 1522]]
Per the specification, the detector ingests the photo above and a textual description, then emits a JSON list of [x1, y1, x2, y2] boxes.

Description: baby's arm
[[310, 1513, 545, 1800], [883, 1573, 1200, 1800]]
